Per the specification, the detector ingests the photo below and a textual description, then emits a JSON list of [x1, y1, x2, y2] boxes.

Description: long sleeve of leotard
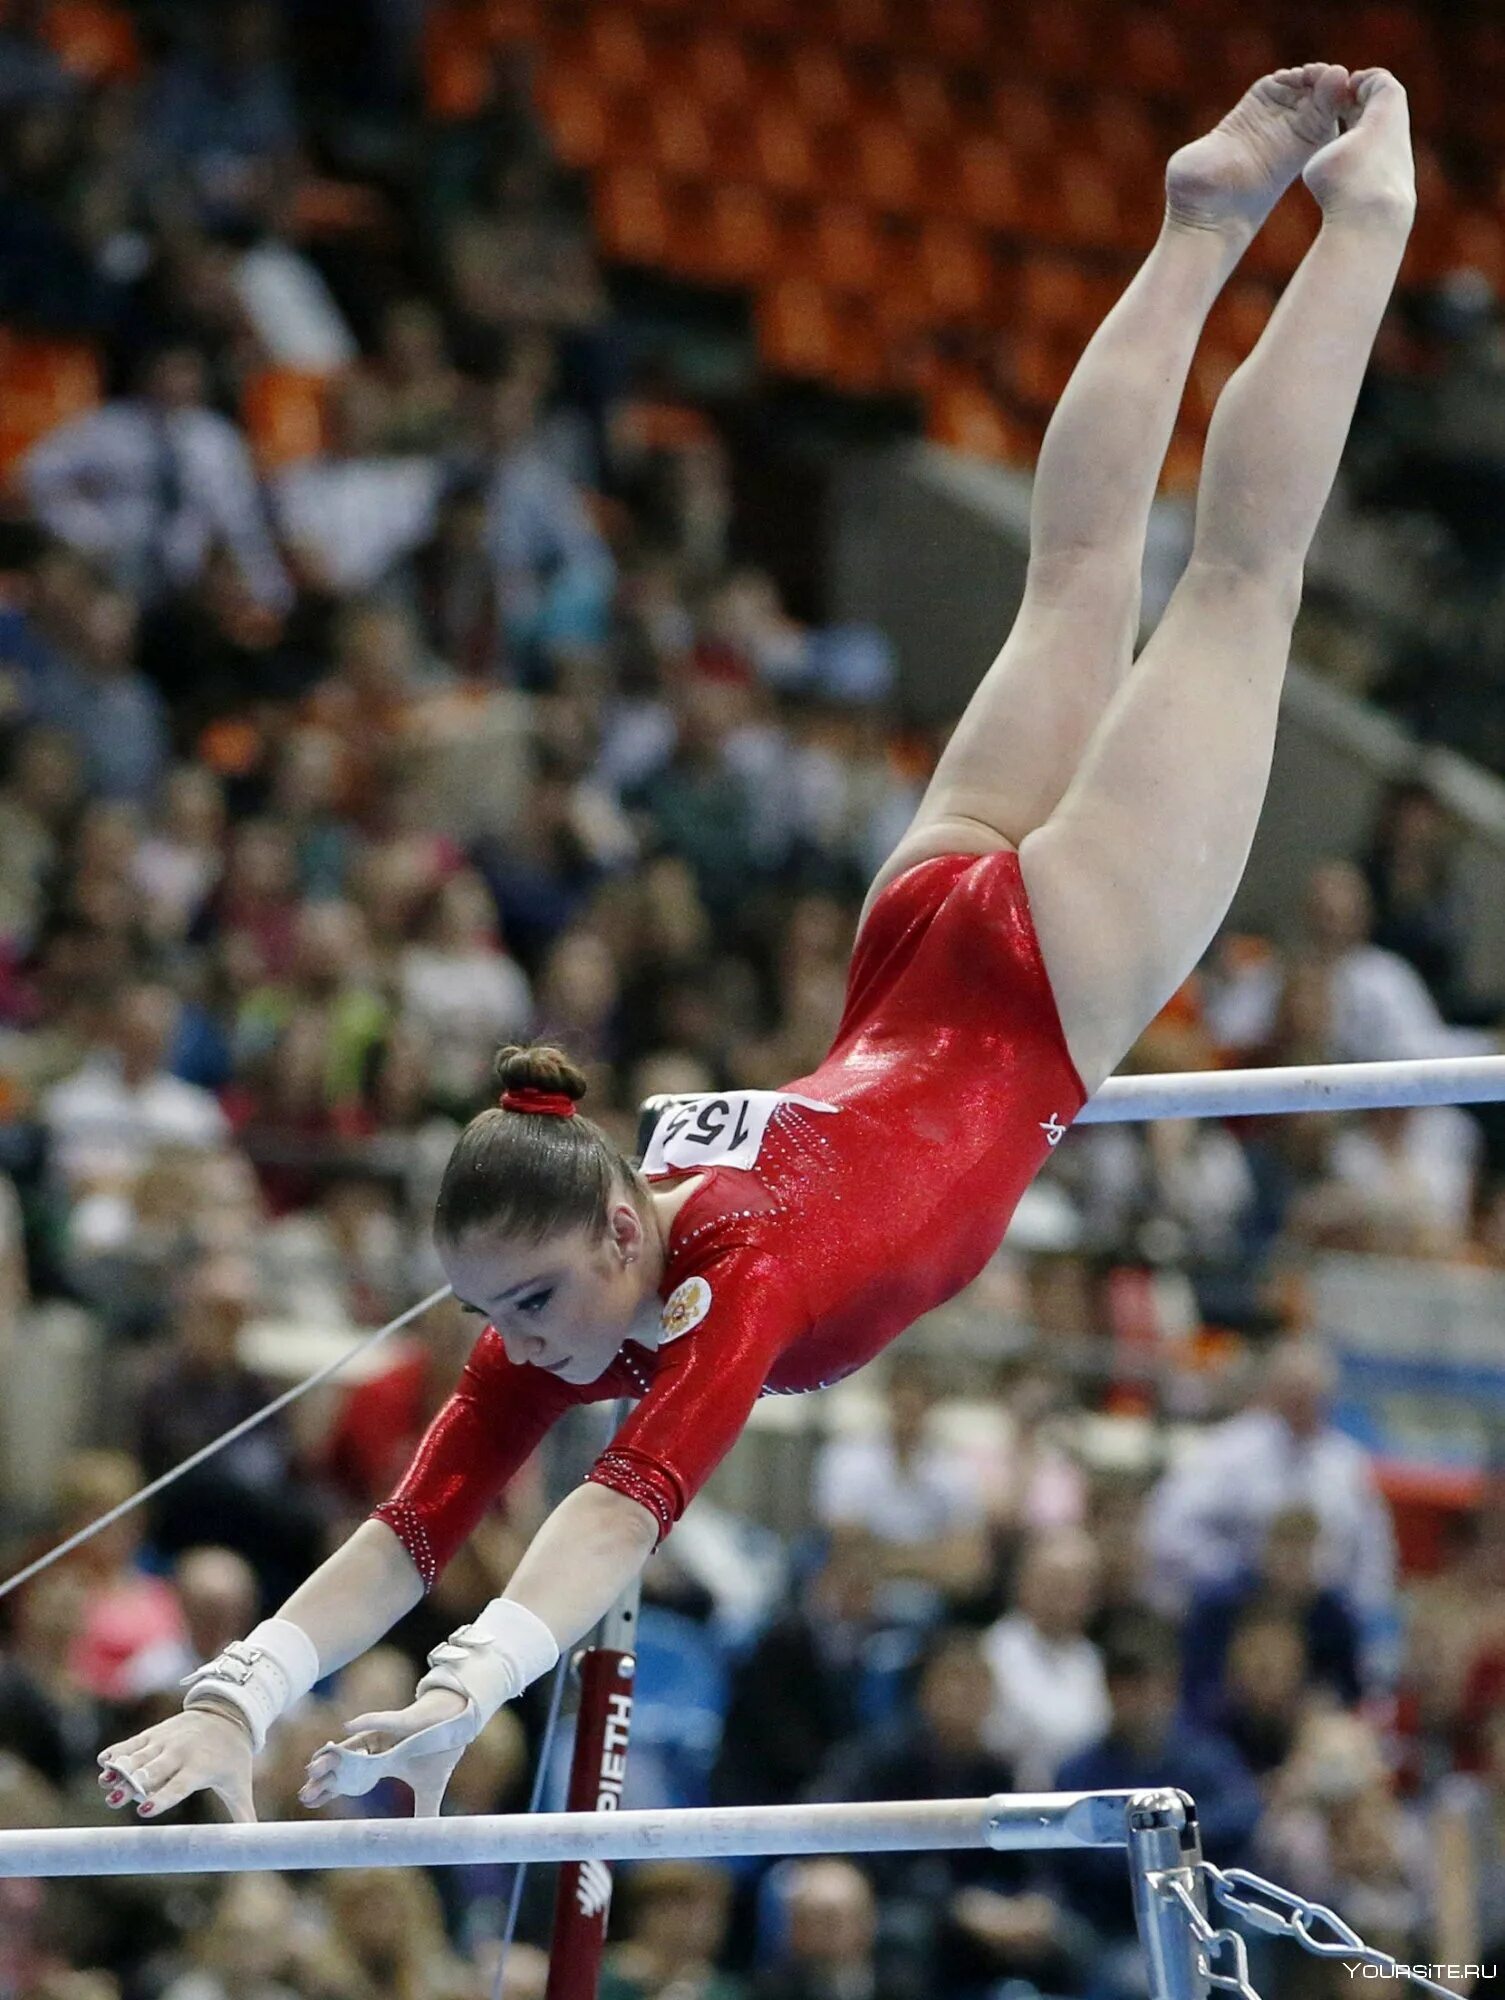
[[587, 1242, 810, 1540], [371, 1327, 574, 1589]]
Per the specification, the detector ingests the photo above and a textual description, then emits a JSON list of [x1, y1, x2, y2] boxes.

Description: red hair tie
[[500, 1088, 577, 1118]]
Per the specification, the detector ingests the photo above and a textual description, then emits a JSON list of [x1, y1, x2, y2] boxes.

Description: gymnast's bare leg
[[1019, 69, 1416, 1091], [863, 65, 1350, 918]]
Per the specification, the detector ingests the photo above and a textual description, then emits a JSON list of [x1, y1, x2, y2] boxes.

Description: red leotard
[[374, 851, 1086, 1582]]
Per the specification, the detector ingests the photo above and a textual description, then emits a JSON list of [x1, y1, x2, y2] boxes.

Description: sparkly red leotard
[[374, 851, 1086, 1580]]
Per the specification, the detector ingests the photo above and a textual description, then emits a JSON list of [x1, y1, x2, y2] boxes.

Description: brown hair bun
[[493, 1044, 589, 1105]]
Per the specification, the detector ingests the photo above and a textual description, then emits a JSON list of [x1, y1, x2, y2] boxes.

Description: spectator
[[398, 869, 532, 1108], [0, 727, 81, 950], [712, 1530, 897, 1810], [398, 479, 509, 684], [1434, 1705, 1505, 1972], [140, 2, 298, 234], [1181, 1504, 1365, 1720], [0, 1569, 104, 1788], [51, 1449, 188, 1705], [43, 981, 229, 1211], [1049, 1613, 1262, 1998], [319, 1865, 476, 2000], [982, 1525, 1110, 1787], [482, 354, 614, 673], [26, 580, 169, 804], [317, 1300, 475, 1512], [157, 1874, 310, 2000], [1142, 1339, 1398, 1650], [273, 374, 441, 595], [752, 1859, 920, 2000], [599, 1861, 744, 2000], [1295, 859, 1495, 1064], [1361, 778, 1473, 1016], [815, 1629, 1086, 1999], [120, 1545, 260, 1699], [814, 1358, 989, 1609], [131, 1251, 322, 1602], [133, 766, 226, 945], [23, 343, 289, 610], [257, 1171, 406, 1330], [1208, 1603, 1315, 1780], [371, 299, 464, 455], [1258, 1710, 1430, 1968]]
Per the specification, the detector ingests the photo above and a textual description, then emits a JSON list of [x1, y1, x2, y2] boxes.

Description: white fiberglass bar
[[1078, 1053, 1505, 1125], [0, 1791, 1142, 1879]]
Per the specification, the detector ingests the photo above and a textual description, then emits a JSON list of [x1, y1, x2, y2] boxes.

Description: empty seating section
[[468, 3, 1491, 476]]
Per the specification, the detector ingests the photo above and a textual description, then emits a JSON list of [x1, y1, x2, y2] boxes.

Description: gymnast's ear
[[606, 1197, 645, 1265]]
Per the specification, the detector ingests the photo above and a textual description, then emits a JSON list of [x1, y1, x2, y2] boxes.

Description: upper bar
[[1078, 1054, 1505, 1125], [0, 1792, 1141, 1879]]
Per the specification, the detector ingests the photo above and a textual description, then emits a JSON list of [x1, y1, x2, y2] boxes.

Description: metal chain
[[1154, 1864, 1468, 2000]]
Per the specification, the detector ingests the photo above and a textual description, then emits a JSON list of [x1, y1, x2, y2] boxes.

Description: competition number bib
[[641, 1091, 837, 1175]]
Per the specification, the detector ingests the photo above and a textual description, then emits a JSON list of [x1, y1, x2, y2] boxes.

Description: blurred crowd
[[0, 5, 1503, 2000]]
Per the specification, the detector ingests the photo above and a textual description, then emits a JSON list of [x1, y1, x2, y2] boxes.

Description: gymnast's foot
[[1166, 65, 1349, 236], [1302, 68, 1416, 227]]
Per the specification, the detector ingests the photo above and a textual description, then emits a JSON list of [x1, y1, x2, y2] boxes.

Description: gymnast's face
[[442, 1199, 651, 1386]]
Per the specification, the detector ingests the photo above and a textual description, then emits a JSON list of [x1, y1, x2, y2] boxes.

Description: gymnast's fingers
[[129, 1749, 188, 1814], [98, 1730, 155, 1771]]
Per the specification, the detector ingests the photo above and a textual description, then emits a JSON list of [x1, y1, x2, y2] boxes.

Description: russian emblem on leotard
[[661, 1276, 713, 1341]]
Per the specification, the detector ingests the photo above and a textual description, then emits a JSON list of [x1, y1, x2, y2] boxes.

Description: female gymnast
[[100, 64, 1415, 1824]]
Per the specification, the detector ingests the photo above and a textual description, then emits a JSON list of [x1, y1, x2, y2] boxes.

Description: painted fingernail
[[139, 1802, 155, 1816], [108, 1790, 125, 1808]]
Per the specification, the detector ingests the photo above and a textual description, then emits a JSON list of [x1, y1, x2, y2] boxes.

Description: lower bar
[[0, 1792, 1142, 1879]]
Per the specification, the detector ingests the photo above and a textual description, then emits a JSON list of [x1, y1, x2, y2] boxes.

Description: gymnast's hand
[[300, 1684, 475, 1818], [98, 1706, 256, 1823]]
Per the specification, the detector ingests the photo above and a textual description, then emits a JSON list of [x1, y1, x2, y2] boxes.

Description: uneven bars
[[0, 1792, 1143, 1879], [1078, 1053, 1505, 1124]]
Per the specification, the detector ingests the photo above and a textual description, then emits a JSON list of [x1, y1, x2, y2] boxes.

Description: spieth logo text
[[596, 1691, 633, 1812]]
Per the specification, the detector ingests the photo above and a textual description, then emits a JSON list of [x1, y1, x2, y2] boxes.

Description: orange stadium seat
[[757, 281, 891, 395], [1011, 327, 1082, 412], [585, 9, 653, 92], [949, 132, 1027, 233], [986, 83, 1061, 167], [593, 166, 677, 267], [536, 70, 610, 170], [0, 334, 101, 481], [846, 117, 925, 215], [1117, 9, 1191, 98], [685, 29, 757, 112], [1045, 155, 1128, 254], [645, 97, 715, 180], [1018, 254, 1115, 340], [41, 0, 139, 81], [888, 63, 958, 142], [785, 44, 857, 129], [1023, 1, 1100, 88], [701, 184, 785, 286], [923, 0, 993, 66], [242, 368, 330, 472], [749, 102, 823, 198], [1242, 195, 1319, 283], [757, 278, 841, 379], [821, 0, 896, 52], [1216, 24, 1280, 98], [423, 0, 498, 121], [912, 221, 994, 324], [926, 373, 1026, 462], [801, 205, 892, 298]]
